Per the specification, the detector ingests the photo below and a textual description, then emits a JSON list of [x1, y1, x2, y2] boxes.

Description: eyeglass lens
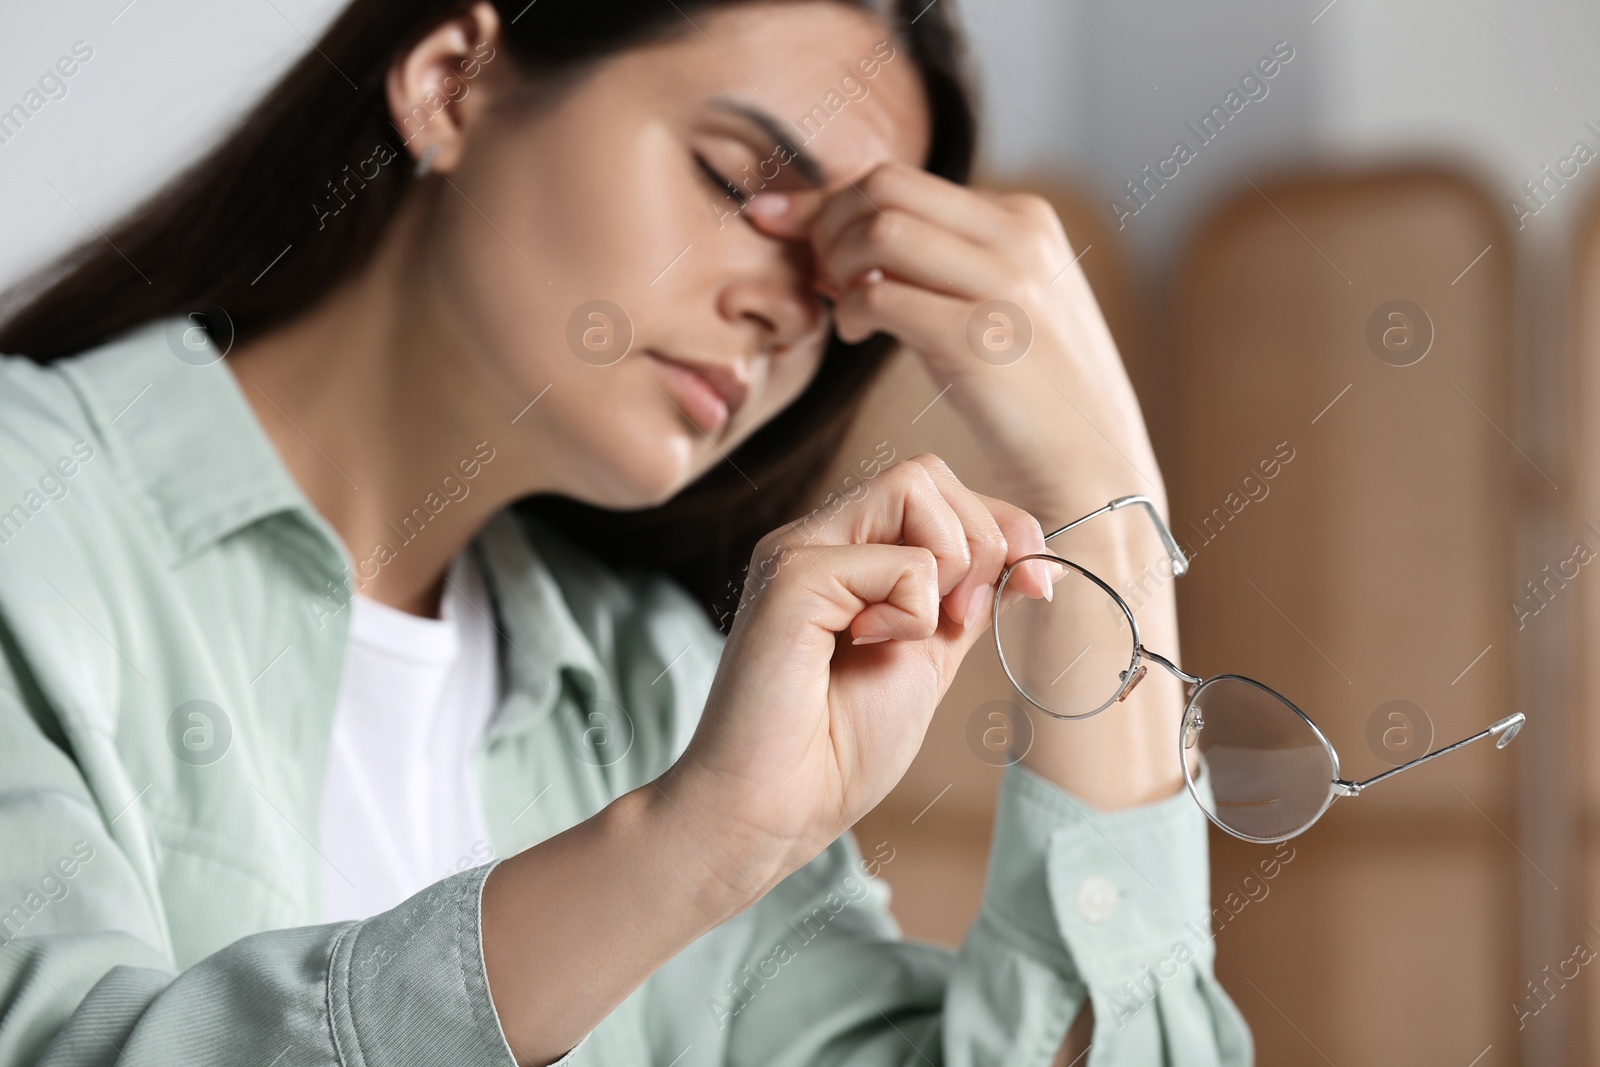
[[994, 558, 1138, 719], [1183, 677, 1337, 841]]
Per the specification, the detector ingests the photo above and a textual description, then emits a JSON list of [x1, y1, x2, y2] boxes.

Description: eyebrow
[[707, 98, 829, 187]]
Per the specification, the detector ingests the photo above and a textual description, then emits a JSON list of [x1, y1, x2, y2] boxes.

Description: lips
[[647, 350, 749, 436]]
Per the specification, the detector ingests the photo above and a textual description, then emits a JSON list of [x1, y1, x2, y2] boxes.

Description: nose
[[715, 248, 827, 356]]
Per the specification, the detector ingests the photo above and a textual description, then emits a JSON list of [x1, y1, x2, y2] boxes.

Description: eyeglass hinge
[[1332, 779, 1362, 797]]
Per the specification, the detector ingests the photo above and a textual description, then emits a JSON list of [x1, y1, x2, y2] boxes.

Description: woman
[[0, 1, 1250, 1064]]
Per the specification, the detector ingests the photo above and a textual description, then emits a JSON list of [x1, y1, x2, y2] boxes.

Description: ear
[[386, 1, 503, 174]]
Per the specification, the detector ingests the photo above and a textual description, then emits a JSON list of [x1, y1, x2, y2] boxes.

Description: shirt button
[[1076, 877, 1119, 924]]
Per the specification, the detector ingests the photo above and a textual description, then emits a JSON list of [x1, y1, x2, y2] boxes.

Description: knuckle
[[752, 527, 785, 560], [865, 212, 901, 248], [910, 452, 956, 481], [905, 545, 941, 584], [898, 460, 943, 500], [887, 457, 930, 486], [750, 527, 798, 571], [973, 520, 1008, 559], [862, 164, 897, 198], [1006, 191, 1056, 226], [890, 458, 945, 506], [858, 277, 894, 313]]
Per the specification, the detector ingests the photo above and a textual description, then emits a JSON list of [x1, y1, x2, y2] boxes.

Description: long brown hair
[[0, 0, 976, 624]]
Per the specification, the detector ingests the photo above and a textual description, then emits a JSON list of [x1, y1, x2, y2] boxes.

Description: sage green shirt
[[0, 318, 1251, 1066]]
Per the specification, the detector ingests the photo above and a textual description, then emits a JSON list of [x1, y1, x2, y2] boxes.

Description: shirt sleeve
[[715, 762, 1254, 1067], [0, 670, 522, 1067]]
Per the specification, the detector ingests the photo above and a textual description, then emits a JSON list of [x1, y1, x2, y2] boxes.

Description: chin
[[574, 431, 707, 511]]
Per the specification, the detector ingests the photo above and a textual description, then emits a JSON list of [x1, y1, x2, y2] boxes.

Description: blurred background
[[2, 0, 1596, 1063]]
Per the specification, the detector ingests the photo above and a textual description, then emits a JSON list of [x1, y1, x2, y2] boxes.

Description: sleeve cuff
[[326, 859, 520, 1067], [978, 762, 1216, 987]]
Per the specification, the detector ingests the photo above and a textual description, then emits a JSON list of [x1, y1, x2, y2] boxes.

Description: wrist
[[1032, 508, 1176, 596], [480, 780, 767, 1063], [1042, 482, 1167, 525], [642, 766, 790, 922], [1001, 464, 1167, 535], [1018, 692, 1188, 811]]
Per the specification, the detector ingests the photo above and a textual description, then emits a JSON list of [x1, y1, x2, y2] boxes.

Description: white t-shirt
[[318, 549, 502, 923]]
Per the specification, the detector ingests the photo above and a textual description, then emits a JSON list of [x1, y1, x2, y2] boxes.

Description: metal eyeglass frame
[[992, 494, 1527, 843]]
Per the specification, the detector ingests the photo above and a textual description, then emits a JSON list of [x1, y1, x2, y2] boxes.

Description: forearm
[[979, 327, 1193, 812], [480, 783, 755, 1066], [1016, 509, 1191, 812]]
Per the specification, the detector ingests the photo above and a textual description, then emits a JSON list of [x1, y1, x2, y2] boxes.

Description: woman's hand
[[656, 455, 1050, 903], [745, 164, 1191, 816], [746, 162, 1165, 533], [486, 459, 1050, 1064]]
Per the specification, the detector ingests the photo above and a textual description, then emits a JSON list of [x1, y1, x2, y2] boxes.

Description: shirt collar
[[473, 509, 609, 734], [58, 317, 312, 564], [57, 315, 603, 727]]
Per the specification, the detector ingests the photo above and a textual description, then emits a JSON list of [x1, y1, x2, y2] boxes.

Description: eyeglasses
[[991, 495, 1526, 843]]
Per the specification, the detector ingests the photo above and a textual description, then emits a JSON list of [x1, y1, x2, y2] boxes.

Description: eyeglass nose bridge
[[1130, 647, 1209, 743], [1139, 647, 1203, 687], [1115, 640, 1204, 704]]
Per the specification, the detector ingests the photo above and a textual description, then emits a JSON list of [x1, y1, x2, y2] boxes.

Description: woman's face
[[409, 2, 931, 508]]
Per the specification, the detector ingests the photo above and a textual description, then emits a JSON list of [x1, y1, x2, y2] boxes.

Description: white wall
[[0, 0, 342, 295]]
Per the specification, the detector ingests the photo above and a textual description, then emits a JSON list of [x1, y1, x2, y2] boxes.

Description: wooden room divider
[[1568, 188, 1600, 1066], [1166, 169, 1520, 1065], [805, 165, 1534, 1064]]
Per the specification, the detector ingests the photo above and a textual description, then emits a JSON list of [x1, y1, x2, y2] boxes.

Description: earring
[[414, 143, 440, 178]]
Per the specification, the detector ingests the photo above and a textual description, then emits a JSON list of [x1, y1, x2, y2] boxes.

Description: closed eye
[[694, 153, 746, 205]]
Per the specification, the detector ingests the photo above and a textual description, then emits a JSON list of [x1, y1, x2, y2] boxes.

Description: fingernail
[[1033, 561, 1054, 601], [747, 192, 790, 218], [963, 583, 993, 629], [862, 267, 884, 284], [853, 634, 891, 645]]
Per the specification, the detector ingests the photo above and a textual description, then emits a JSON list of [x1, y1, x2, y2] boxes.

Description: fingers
[[744, 164, 1074, 340], [767, 543, 944, 645], [974, 492, 1056, 605], [760, 459, 970, 600], [807, 163, 1011, 251], [744, 188, 829, 241], [744, 162, 1018, 296], [905, 468, 1056, 630], [754, 455, 1053, 644], [830, 273, 967, 347], [813, 209, 989, 299], [907, 456, 1010, 629]]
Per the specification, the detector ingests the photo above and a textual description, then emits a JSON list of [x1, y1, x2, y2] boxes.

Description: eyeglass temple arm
[[1041, 495, 1190, 577], [1334, 712, 1526, 796]]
